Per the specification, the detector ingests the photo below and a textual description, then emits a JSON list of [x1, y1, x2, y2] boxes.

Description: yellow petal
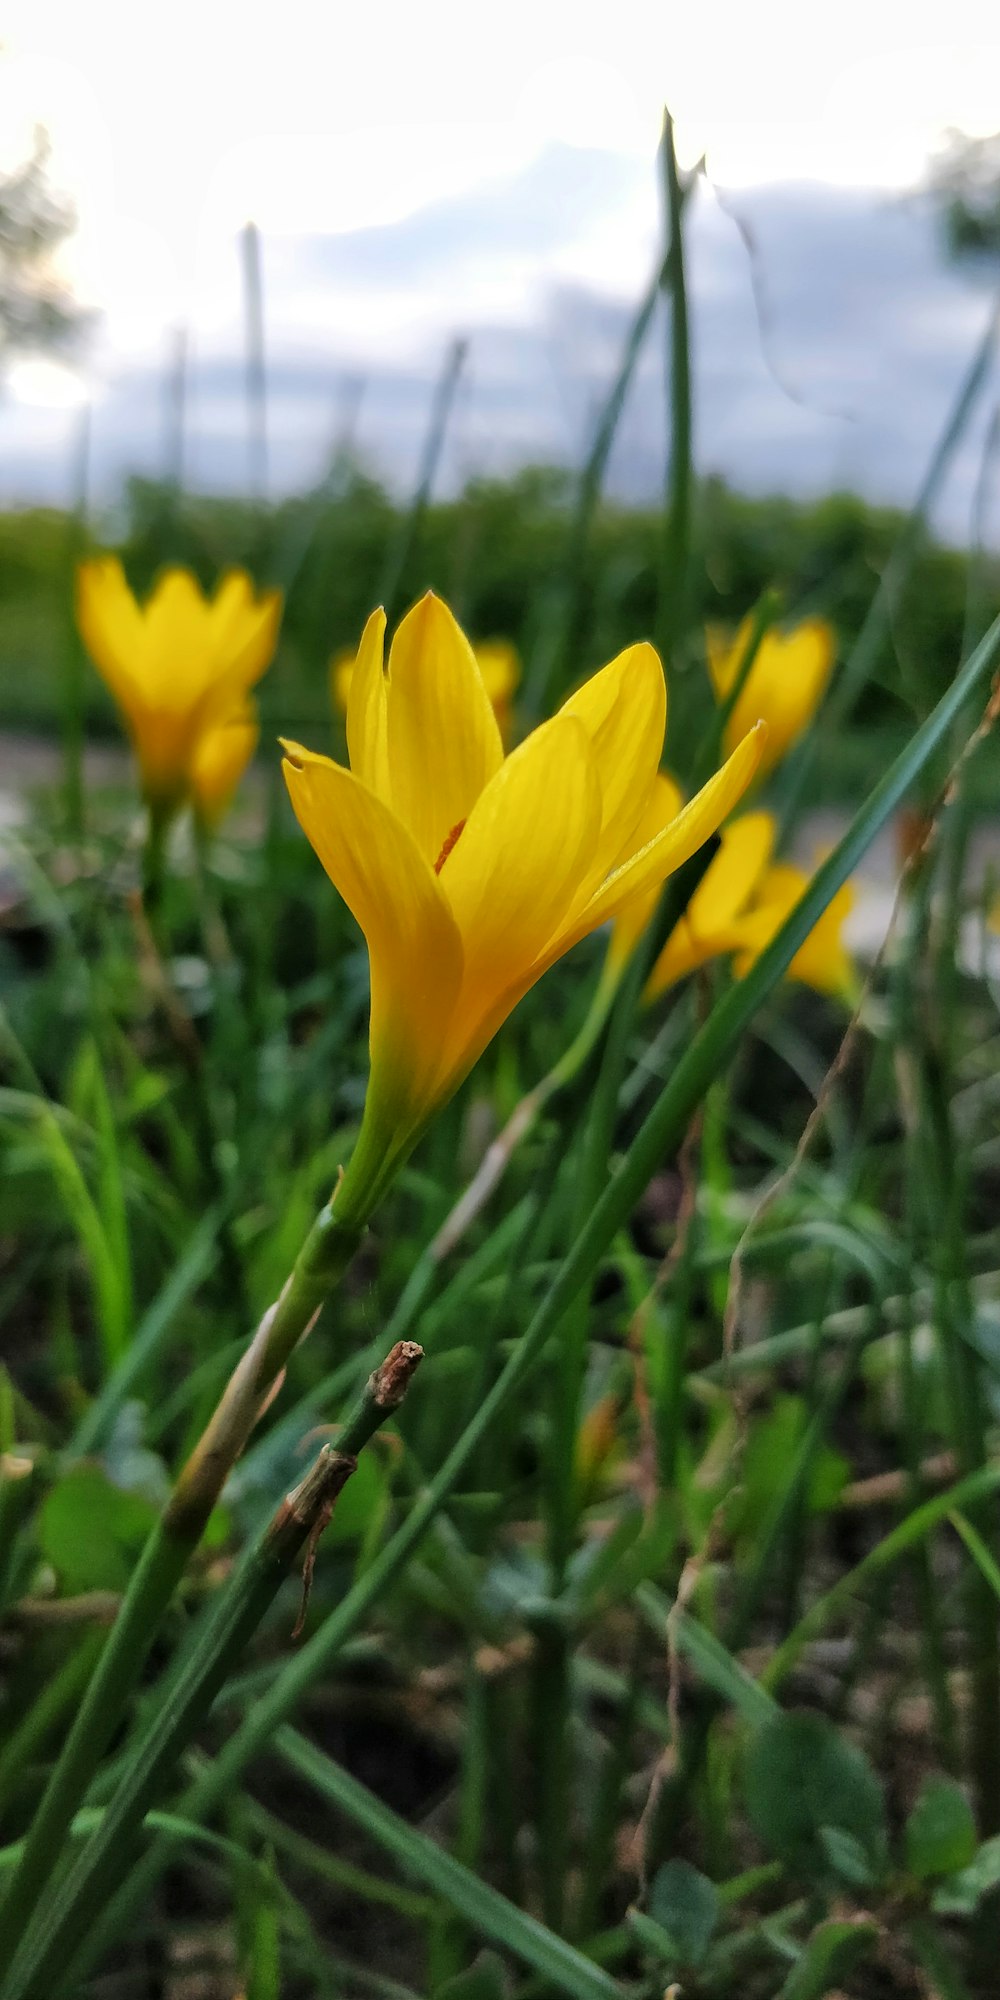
[[330, 648, 356, 716], [731, 863, 856, 997], [437, 713, 602, 1059], [557, 721, 768, 946], [281, 741, 463, 1138], [383, 593, 504, 864], [209, 572, 283, 691], [644, 918, 726, 998], [476, 640, 521, 707], [640, 810, 776, 1001], [345, 608, 390, 799], [76, 557, 149, 716], [714, 619, 835, 778], [692, 811, 775, 933], [560, 641, 667, 878], [606, 771, 685, 969], [190, 704, 259, 827]]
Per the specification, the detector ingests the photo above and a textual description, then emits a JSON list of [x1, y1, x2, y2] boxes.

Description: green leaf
[[647, 1859, 719, 1968], [738, 1396, 849, 1533], [243, 1853, 281, 2000], [744, 1712, 887, 1881], [775, 1918, 877, 2000], [817, 1825, 877, 1889], [37, 1466, 158, 1595], [277, 1729, 619, 2000], [932, 1834, 1000, 1914], [905, 1778, 977, 1881], [435, 1953, 507, 2000]]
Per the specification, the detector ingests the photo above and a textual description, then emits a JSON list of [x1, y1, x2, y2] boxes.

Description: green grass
[[3, 133, 1000, 2000]]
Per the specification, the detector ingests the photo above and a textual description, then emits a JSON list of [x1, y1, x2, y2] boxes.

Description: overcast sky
[[3, 1, 1000, 538]]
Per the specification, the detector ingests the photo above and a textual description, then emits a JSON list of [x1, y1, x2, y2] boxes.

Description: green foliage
[[906, 1777, 979, 1881], [4, 138, 1000, 2000], [775, 1918, 878, 2000], [37, 1465, 158, 1594], [0, 467, 989, 808], [743, 1711, 888, 1884], [646, 1858, 719, 1967], [434, 1953, 508, 2000]]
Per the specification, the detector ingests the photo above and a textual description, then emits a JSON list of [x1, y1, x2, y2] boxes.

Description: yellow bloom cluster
[[77, 558, 281, 823], [76, 555, 850, 1200], [284, 591, 765, 1201]]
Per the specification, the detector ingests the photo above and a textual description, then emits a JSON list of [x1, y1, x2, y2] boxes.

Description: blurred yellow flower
[[728, 862, 856, 999], [285, 591, 766, 1202], [708, 615, 835, 779], [189, 704, 260, 828], [332, 632, 520, 737], [77, 558, 281, 813], [610, 807, 855, 1002]]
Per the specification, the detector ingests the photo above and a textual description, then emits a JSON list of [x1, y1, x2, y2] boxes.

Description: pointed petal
[[346, 608, 390, 798], [384, 593, 504, 864], [724, 620, 835, 777], [282, 741, 463, 1130], [555, 721, 768, 948], [76, 557, 149, 714], [560, 641, 667, 877], [210, 573, 283, 690], [606, 771, 685, 969], [438, 713, 601, 1054], [643, 917, 736, 999], [692, 811, 776, 933], [191, 703, 259, 826]]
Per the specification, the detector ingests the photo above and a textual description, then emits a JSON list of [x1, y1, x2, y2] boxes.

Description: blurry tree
[[927, 128, 1000, 262], [0, 126, 85, 371]]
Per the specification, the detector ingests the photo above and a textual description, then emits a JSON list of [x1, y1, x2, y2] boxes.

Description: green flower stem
[[0, 1189, 366, 1982], [140, 803, 170, 928], [3, 1342, 423, 2000]]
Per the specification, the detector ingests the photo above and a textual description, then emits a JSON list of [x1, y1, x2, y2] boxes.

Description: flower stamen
[[434, 819, 467, 874]]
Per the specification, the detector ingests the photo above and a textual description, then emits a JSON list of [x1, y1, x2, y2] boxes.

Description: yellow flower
[[708, 616, 834, 779], [77, 558, 281, 813], [189, 703, 260, 828], [611, 809, 855, 1003], [285, 592, 766, 1204], [331, 632, 520, 738], [641, 811, 777, 997], [729, 862, 856, 999], [471, 639, 520, 737], [330, 648, 356, 717]]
